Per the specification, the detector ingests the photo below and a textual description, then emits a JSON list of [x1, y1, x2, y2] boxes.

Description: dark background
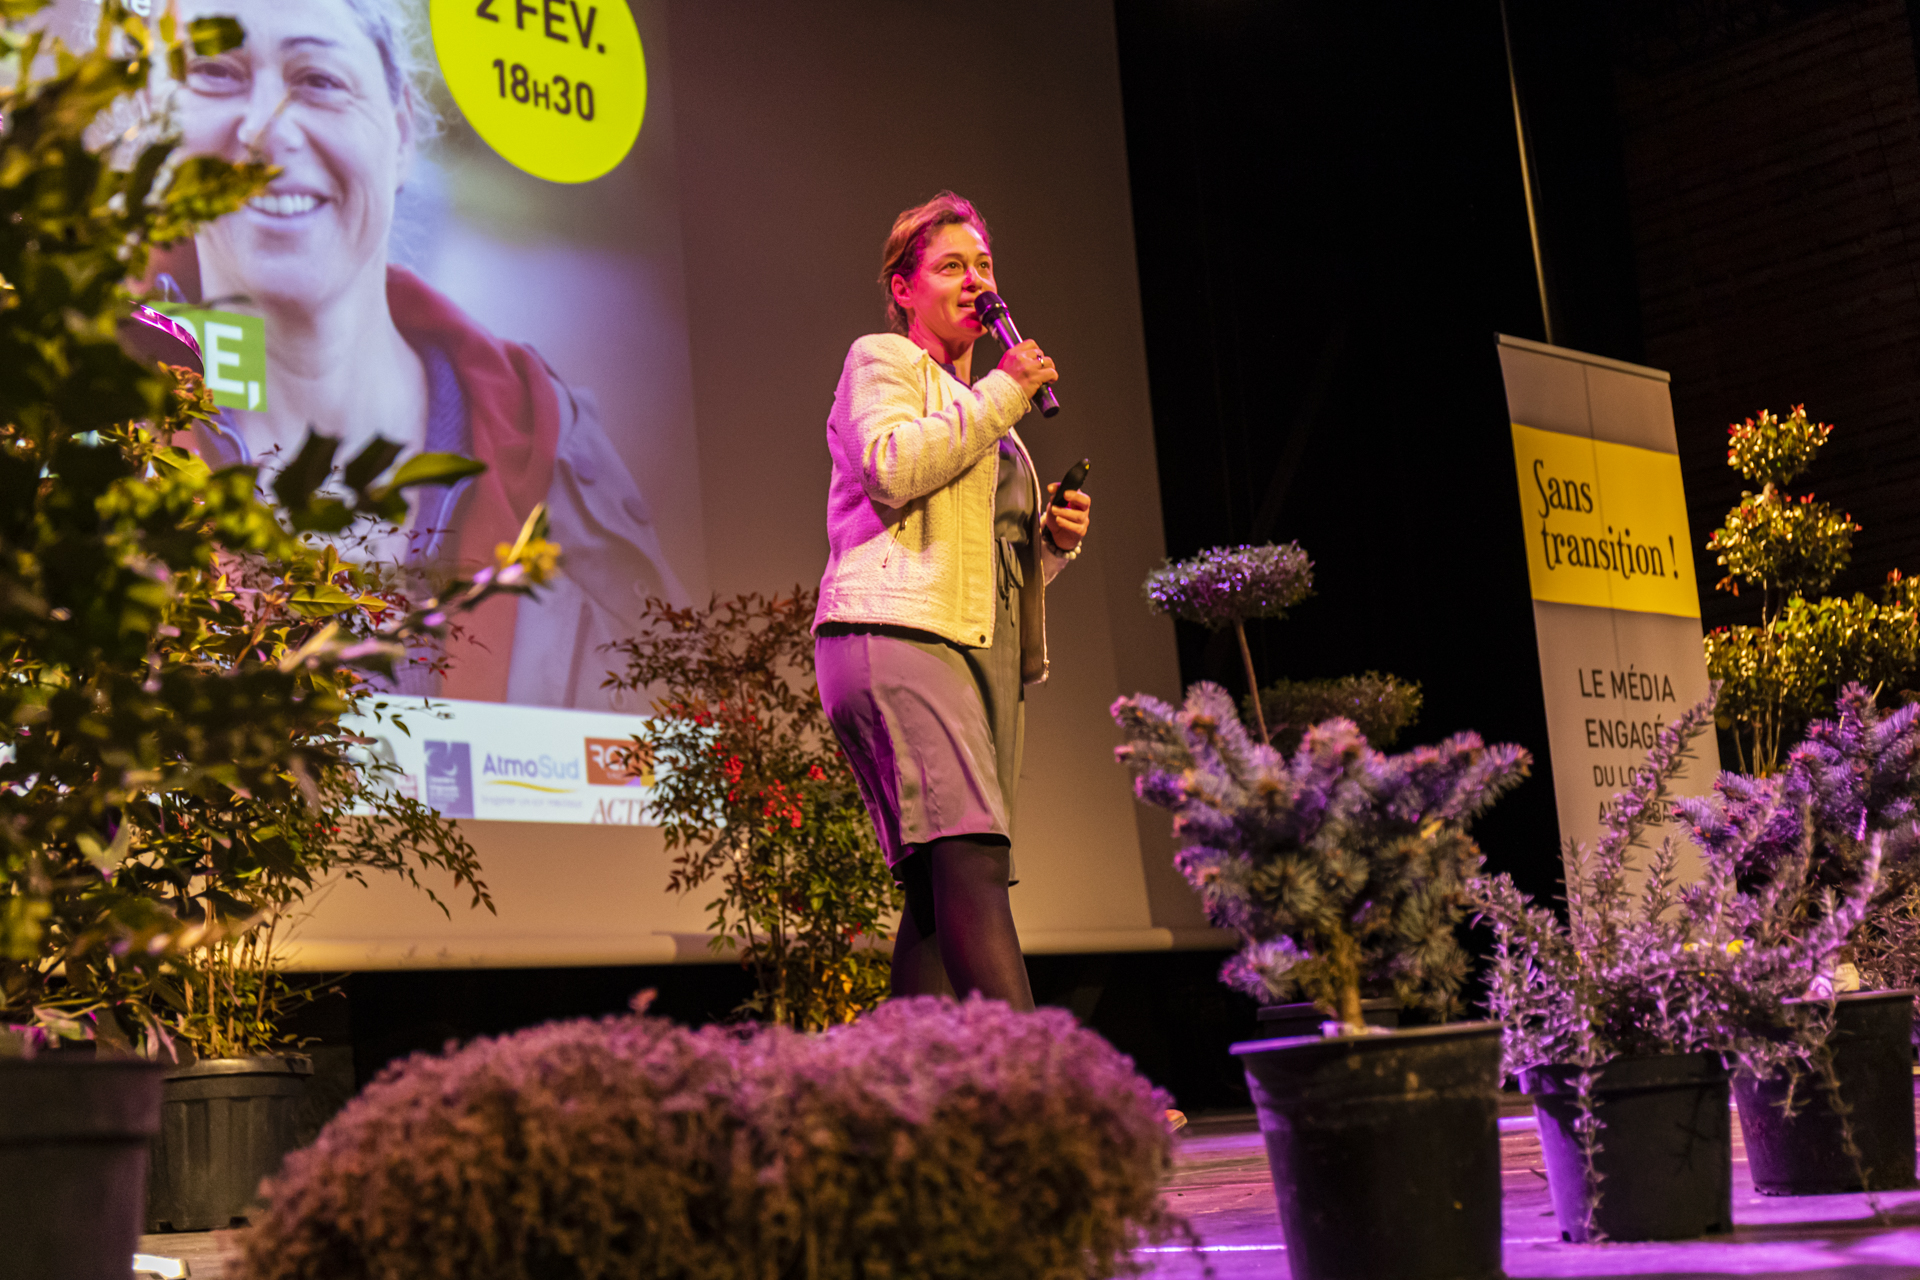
[[1117, 0, 1920, 909], [339, 0, 1920, 1113]]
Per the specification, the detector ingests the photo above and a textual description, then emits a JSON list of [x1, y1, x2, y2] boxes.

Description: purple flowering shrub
[[1685, 684, 1920, 895], [1476, 698, 1880, 1080], [1112, 681, 1530, 1031], [239, 1009, 752, 1280], [241, 996, 1181, 1280], [742, 999, 1180, 1279]]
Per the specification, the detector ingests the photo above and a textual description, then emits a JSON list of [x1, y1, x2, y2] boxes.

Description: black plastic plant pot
[[147, 1054, 313, 1232], [1233, 1021, 1503, 1280], [1734, 988, 1918, 1195], [1255, 998, 1400, 1039], [0, 1057, 165, 1280], [1523, 1053, 1730, 1243]]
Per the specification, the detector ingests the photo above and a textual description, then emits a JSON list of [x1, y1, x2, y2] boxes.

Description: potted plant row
[[1477, 693, 1912, 1245], [1115, 531, 1920, 1270]]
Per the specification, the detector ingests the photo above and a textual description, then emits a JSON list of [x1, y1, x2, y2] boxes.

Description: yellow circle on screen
[[430, 0, 646, 184]]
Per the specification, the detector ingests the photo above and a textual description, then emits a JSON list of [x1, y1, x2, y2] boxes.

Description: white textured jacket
[[813, 333, 1070, 685]]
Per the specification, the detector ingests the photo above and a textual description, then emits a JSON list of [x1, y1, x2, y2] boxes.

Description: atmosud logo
[[481, 750, 584, 792]]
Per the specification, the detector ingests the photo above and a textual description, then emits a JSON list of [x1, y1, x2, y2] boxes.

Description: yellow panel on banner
[[1510, 422, 1699, 618]]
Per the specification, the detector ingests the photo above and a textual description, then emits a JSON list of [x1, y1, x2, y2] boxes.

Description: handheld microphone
[[973, 291, 1061, 418]]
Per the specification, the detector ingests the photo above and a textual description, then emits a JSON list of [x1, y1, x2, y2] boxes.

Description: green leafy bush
[[0, 2, 554, 1054], [1251, 671, 1423, 755], [604, 591, 899, 1031], [1704, 406, 1920, 773], [240, 997, 1184, 1280]]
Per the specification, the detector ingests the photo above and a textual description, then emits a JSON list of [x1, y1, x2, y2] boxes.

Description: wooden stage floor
[[1142, 1104, 1920, 1278]]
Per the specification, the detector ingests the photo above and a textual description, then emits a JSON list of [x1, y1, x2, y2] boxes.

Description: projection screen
[[50, 0, 1220, 966]]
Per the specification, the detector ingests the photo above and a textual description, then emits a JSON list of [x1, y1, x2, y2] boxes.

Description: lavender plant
[[1477, 696, 1880, 1082], [1685, 684, 1920, 1004], [1476, 697, 1884, 1235], [1112, 681, 1529, 1033], [241, 996, 1185, 1280], [1144, 543, 1312, 742], [1687, 685, 1919, 901]]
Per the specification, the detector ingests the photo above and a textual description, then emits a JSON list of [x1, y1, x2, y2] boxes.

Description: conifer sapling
[[1114, 682, 1530, 1034]]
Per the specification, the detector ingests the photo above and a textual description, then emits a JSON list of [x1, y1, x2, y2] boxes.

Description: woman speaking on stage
[[814, 193, 1091, 1010]]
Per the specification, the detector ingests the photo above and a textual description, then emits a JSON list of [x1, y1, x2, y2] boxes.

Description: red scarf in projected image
[[386, 266, 561, 703]]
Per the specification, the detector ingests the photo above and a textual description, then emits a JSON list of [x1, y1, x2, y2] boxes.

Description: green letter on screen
[[152, 305, 269, 412]]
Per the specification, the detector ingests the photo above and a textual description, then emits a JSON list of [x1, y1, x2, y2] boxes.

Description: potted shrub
[[0, 5, 554, 1268], [1679, 686, 1920, 1195], [1, 11, 270, 1274], [137, 712, 499, 1232], [1247, 671, 1427, 1037], [1680, 402, 1920, 1197], [1112, 681, 1529, 1280], [1476, 699, 1879, 1242], [238, 996, 1188, 1280], [1142, 542, 1424, 1036]]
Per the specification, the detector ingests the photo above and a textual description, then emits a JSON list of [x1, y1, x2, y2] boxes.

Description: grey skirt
[[815, 542, 1025, 873]]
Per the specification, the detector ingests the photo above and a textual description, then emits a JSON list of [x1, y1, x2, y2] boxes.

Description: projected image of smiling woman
[[167, 0, 686, 708]]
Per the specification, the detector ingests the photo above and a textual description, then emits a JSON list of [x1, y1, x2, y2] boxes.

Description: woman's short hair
[[878, 192, 991, 335]]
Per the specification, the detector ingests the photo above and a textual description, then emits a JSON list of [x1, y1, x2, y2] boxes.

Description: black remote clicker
[[1052, 458, 1091, 505]]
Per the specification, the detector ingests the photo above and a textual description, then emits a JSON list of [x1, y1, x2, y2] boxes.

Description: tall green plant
[[0, 2, 556, 1053], [1705, 406, 1920, 773], [605, 591, 901, 1031], [124, 697, 499, 1061]]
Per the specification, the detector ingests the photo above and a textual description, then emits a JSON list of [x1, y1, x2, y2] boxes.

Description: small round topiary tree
[[1143, 543, 1313, 743]]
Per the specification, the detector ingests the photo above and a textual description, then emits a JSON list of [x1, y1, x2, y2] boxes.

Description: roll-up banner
[[1497, 334, 1718, 880]]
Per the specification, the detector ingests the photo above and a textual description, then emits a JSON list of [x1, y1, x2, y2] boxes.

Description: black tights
[[891, 836, 1034, 1011]]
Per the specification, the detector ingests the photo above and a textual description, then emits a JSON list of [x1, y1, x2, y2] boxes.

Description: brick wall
[[1614, 0, 1920, 627]]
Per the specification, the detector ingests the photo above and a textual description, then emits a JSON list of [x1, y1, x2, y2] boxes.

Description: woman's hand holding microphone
[[999, 339, 1058, 399]]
